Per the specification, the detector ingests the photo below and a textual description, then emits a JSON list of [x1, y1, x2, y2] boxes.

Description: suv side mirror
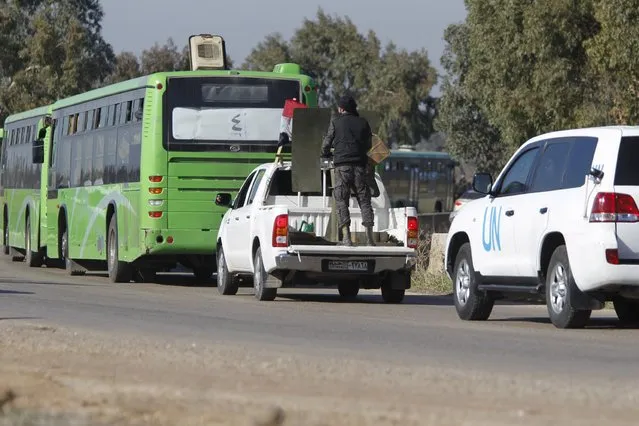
[[472, 172, 493, 195], [215, 192, 232, 207], [32, 139, 44, 164]]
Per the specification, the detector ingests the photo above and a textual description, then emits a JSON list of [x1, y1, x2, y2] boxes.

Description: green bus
[[2, 63, 318, 282], [0, 106, 52, 261], [378, 149, 456, 213]]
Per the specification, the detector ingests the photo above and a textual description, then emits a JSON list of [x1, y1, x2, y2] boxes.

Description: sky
[[101, 0, 467, 96]]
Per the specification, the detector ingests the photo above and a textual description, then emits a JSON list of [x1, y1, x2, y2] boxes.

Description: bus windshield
[[164, 76, 301, 151]]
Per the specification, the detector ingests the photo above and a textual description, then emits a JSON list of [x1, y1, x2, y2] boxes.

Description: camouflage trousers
[[333, 164, 375, 228]]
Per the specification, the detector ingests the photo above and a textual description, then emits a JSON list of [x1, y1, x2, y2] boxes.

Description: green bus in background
[[0, 105, 52, 262], [1, 35, 318, 283], [378, 149, 456, 213]]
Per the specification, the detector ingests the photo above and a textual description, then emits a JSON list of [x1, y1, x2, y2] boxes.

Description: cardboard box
[[367, 134, 390, 164]]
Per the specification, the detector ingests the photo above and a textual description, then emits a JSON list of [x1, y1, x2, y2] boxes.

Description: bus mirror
[[215, 193, 232, 207], [32, 139, 44, 164]]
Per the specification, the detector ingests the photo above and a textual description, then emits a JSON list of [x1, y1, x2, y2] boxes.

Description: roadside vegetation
[[411, 232, 452, 295]]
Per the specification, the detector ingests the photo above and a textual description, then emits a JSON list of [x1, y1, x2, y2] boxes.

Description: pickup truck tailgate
[[287, 245, 415, 257]]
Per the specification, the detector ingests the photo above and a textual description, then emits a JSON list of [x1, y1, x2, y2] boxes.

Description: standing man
[[320, 95, 375, 246]]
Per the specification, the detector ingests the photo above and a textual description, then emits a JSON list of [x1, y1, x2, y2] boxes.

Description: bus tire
[[61, 227, 84, 275], [107, 215, 131, 283], [3, 211, 8, 255], [25, 219, 42, 268]]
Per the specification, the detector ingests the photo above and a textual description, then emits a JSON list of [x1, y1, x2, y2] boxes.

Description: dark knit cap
[[338, 95, 357, 113]]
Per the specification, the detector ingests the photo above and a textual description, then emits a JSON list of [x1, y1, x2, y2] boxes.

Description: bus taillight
[[149, 176, 162, 183], [148, 211, 163, 218], [149, 187, 163, 194]]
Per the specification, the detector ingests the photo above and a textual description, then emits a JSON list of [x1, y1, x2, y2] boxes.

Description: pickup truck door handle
[[539, 207, 548, 214], [505, 210, 514, 217]]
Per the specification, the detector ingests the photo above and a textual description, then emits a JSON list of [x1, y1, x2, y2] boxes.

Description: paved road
[[2, 255, 639, 382]]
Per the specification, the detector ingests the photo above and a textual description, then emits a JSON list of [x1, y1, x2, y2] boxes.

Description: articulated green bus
[[1, 106, 52, 261], [1, 63, 318, 282]]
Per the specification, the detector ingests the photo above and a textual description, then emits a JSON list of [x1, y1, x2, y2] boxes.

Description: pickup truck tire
[[217, 246, 239, 295], [253, 247, 277, 301], [381, 284, 405, 304], [338, 282, 359, 299], [453, 243, 494, 321], [612, 297, 639, 323], [545, 245, 591, 329]]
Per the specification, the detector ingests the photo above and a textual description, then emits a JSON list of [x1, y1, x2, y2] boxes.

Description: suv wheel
[[453, 242, 494, 321], [545, 245, 591, 329]]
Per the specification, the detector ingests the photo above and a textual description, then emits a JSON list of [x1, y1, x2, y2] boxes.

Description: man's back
[[330, 113, 372, 166]]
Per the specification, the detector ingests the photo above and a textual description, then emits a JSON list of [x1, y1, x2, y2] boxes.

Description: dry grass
[[410, 232, 452, 295]]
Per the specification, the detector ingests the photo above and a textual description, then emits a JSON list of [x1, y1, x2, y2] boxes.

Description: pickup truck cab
[[445, 126, 639, 328], [215, 161, 418, 302]]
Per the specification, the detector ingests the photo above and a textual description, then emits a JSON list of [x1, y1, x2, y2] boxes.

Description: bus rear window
[[615, 136, 639, 185], [165, 76, 301, 150]]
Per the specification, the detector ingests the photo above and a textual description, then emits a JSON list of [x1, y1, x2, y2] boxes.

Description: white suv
[[444, 126, 639, 329]]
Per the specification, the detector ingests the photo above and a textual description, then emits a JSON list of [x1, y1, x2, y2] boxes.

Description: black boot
[[365, 226, 376, 246], [340, 225, 353, 246]]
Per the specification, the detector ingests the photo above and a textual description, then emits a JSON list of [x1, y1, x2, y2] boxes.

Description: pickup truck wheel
[[453, 243, 494, 321], [338, 282, 359, 299], [253, 247, 277, 301], [381, 284, 404, 304], [545, 245, 591, 329], [217, 246, 239, 295], [612, 297, 639, 323]]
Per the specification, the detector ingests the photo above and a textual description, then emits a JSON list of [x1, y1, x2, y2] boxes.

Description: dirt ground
[[1, 321, 639, 426]]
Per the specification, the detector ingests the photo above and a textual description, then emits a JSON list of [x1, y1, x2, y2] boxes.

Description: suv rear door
[[613, 135, 639, 261]]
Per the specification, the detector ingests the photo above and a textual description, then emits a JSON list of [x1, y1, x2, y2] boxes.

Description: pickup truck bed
[[216, 161, 418, 303]]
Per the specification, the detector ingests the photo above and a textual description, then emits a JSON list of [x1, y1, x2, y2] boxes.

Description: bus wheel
[[25, 219, 42, 268], [61, 228, 84, 275], [3, 216, 8, 255], [107, 216, 132, 283]]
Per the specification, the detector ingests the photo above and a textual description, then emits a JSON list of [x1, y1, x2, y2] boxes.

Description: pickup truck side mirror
[[215, 192, 232, 207], [472, 172, 493, 195]]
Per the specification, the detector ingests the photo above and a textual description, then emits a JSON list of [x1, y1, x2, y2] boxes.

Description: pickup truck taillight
[[589, 192, 639, 223], [272, 214, 289, 247], [407, 216, 418, 248]]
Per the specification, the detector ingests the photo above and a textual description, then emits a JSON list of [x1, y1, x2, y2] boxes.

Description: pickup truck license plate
[[326, 260, 369, 272]]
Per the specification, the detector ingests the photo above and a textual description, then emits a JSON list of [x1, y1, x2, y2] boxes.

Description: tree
[[140, 38, 184, 74], [435, 23, 505, 176], [242, 33, 291, 71], [0, 0, 115, 119], [463, 0, 598, 150], [290, 9, 381, 107], [363, 43, 437, 145], [242, 8, 437, 145], [106, 52, 142, 84], [584, 0, 639, 125]]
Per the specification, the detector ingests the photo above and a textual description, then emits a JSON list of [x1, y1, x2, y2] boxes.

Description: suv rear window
[[615, 136, 639, 185]]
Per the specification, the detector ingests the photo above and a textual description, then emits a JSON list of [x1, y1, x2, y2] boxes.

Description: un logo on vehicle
[[481, 206, 502, 252]]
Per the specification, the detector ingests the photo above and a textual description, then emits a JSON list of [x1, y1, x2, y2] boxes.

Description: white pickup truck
[[214, 161, 418, 303]]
